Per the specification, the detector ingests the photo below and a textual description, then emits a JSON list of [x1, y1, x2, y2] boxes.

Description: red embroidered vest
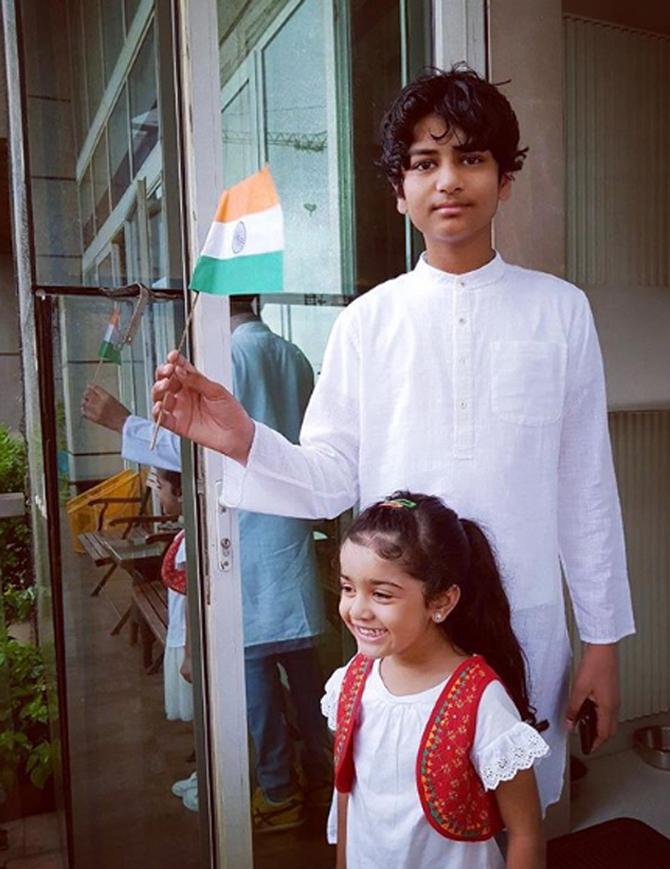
[[334, 654, 504, 842], [161, 530, 186, 595]]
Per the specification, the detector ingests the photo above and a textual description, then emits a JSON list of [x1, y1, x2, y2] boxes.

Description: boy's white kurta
[[220, 253, 635, 807]]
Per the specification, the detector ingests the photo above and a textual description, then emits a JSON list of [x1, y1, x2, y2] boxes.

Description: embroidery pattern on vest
[[334, 653, 373, 792], [416, 655, 503, 841], [161, 530, 186, 595]]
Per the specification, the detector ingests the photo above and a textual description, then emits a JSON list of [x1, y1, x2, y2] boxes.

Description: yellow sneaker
[[251, 788, 305, 834]]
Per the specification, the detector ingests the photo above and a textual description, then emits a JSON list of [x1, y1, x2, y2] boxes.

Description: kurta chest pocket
[[489, 340, 567, 425]]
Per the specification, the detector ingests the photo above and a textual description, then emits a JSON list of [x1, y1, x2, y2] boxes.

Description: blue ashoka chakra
[[232, 220, 247, 254]]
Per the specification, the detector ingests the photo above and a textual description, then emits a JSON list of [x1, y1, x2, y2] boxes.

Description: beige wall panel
[[488, 0, 565, 277]]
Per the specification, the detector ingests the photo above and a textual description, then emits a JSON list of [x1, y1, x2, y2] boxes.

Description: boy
[[151, 67, 634, 809]]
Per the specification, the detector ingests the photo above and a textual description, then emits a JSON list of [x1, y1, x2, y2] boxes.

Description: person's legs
[[278, 646, 332, 789], [244, 651, 298, 801]]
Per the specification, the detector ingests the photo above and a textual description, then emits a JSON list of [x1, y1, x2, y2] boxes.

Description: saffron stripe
[[213, 166, 279, 223], [189, 251, 284, 296]]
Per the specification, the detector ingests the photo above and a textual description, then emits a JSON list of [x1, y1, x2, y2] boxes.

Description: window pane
[[262, 0, 339, 294], [221, 82, 255, 187], [92, 129, 110, 231], [67, 0, 88, 149], [124, 0, 141, 33], [101, 0, 124, 82], [129, 23, 159, 174], [147, 185, 166, 286], [79, 166, 95, 249], [109, 87, 131, 209], [83, 0, 104, 122]]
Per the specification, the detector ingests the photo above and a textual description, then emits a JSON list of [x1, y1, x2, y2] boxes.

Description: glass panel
[[92, 129, 110, 232], [24, 3, 165, 287], [109, 87, 132, 209], [125, 0, 141, 33], [129, 23, 159, 175], [216, 0, 431, 863], [147, 185, 166, 286], [49, 294, 206, 867], [262, 0, 340, 294], [79, 166, 95, 250], [221, 81, 255, 187], [101, 0, 124, 81], [67, 0, 88, 149], [83, 0, 104, 123]]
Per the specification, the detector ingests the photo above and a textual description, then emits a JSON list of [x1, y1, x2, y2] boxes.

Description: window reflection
[[109, 88, 131, 209], [101, 0, 124, 81], [129, 24, 159, 175], [92, 129, 110, 232], [83, 0, 104, 123]]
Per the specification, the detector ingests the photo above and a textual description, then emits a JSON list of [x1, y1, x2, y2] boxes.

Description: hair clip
[[381, 497, 417, 510]]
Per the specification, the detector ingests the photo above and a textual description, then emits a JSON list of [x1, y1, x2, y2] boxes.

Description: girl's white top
[[322, 659, 549, 869]]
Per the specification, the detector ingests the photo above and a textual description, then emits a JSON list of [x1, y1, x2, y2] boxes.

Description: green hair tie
[[382, 497, 417, 510]]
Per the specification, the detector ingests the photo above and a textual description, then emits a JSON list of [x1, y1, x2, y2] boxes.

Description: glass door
[[3, 0, 213, 864], [181, 0, 432, 864]]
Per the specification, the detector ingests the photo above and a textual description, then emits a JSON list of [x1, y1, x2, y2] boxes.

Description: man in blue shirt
[[82, 296, 330, 832]]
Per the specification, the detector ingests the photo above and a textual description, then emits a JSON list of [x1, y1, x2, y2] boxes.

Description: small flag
[[189, 166, 283, 296], [98, 305, 123, 364]]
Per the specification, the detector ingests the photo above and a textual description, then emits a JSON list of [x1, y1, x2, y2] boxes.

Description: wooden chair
[[78, 482, 178, 596]]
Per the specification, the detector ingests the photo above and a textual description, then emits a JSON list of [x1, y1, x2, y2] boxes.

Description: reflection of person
[[323, 493, 548, 869], [84, 297, 330, 833], [155, 469, 193, 723], [151, 67, 634, 811]]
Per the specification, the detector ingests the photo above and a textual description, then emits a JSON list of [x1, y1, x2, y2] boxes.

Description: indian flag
[[98, 306, 123, 364], [189, 166, 283, 296]]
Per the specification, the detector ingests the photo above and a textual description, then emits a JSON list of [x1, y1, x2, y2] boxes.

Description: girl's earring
[[433, 612, 444, 623]]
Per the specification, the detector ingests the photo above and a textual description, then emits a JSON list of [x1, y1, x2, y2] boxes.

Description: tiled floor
[[1, 812, 63, 868], [571, 748, 670, 837]]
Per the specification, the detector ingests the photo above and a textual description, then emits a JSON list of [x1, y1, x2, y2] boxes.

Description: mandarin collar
[[413, 251, 506, 289]]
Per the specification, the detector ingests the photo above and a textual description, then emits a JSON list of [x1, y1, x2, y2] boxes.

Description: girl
[[155, 468, 193, 725], [322, 492, 549, 869]]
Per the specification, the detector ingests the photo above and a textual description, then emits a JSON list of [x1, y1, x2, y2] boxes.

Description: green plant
[[0, 426, 33, 603], [0, 631, 53, 790], [0, 426, 27, 494]]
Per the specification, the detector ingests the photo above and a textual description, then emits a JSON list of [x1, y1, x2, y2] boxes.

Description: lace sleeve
[[476, 721, 550, 791], [320, 665, 347, 731], [472, 680, 550, 791]]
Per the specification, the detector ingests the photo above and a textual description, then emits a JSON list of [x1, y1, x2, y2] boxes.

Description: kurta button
[[460, 401, 468, 410], [458, 317, 466, 325]]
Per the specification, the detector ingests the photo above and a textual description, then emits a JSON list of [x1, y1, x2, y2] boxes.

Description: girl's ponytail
[[449, 519, 536, 725]]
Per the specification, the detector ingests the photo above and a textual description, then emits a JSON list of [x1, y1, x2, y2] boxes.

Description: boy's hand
[[151, 351, 255, 465], [81, 385, 130, 433], [566, 642, 620, 751]]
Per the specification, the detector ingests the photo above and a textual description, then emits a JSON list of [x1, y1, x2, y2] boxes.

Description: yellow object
[[66, 469, 144, 553]]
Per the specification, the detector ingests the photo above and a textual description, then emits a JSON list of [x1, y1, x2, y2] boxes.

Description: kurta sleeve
[[220, 307, 361, 519], [557, 293, 635, 644], [471, 682, 549, 792], [122, 415, 182, 472]]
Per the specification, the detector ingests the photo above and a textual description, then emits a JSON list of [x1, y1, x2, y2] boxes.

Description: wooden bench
[[131, 579, 168, 673]]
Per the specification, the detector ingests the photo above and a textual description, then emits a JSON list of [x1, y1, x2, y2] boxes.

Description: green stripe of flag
[[189, 251, 283, 296], [99, 341, 122, 364]]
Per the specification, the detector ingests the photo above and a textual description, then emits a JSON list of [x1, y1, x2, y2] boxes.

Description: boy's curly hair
[[377, 65, 528, 191]]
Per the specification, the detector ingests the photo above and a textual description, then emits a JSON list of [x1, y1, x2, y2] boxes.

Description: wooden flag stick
[[90, 356, 105, 386], [150, 291, 202, 451]]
